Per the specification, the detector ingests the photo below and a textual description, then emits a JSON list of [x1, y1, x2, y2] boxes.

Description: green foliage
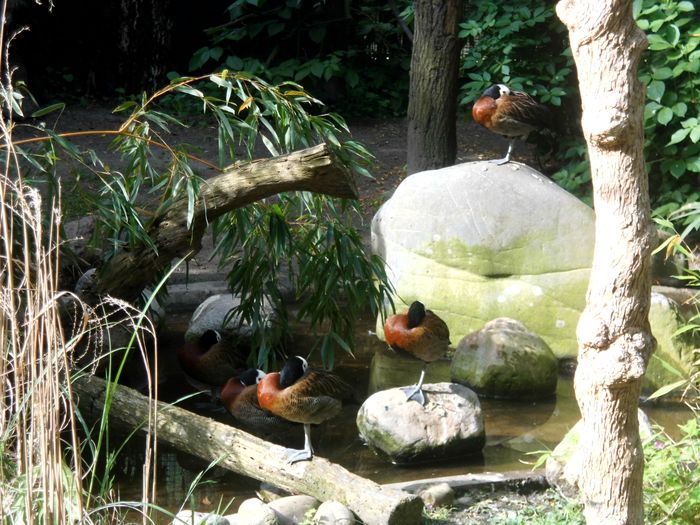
[[459, 0, 700, 210], [458, 1, 574, 108], [190, 0, 413, 116], [636, 0, 700, 209], [15, 72, 393, 367], [644, 417, 700, 525]]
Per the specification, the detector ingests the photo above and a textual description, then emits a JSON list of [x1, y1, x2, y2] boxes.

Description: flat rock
[[356, 382, 485, 464]]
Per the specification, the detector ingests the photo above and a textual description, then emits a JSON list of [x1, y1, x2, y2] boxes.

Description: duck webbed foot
[[400, 385, 426, 405]]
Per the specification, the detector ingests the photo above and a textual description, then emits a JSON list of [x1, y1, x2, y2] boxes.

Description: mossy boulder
[[450, 318, 558, 399], [645, 291, 699, 394], [371, 161, 594, 359], [356, 383, 485, 464], [368, 349, 452, 395]]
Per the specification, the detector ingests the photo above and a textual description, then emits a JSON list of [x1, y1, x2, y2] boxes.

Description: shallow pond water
[[111, 318, 694, 521]]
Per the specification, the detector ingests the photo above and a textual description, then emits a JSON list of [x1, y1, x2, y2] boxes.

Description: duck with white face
[[256, 355, 352, 463], [472, 83, 552, 164]]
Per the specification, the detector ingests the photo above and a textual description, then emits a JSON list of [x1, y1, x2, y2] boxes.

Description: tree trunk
[[118, 0, 173, 93], [90, 144, 357, 303], [72, 375, 424, 525], [406, 0, 463, 175], [556, 1, 655, 524]]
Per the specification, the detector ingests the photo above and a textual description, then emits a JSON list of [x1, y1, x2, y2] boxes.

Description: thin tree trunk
[[72, 375, 424, 525], [406, 0, 463, 175], [90, 144, 357, 303], [556, 1, 655, 524]]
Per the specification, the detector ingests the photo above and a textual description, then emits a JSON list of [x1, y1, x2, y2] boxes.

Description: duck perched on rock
[[472, 83, 551, 164], [257, 355, 352, 463], [176, 329, 249, 395], [383, 301, 450, 405]]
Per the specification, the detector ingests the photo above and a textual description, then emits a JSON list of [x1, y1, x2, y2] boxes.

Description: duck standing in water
[[472, 83, 551, 165], [383, 301, 450, 405], [257, 355, 352, 463], [176, 329, 249, 396]]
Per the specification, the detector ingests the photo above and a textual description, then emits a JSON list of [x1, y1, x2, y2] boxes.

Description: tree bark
[[406, 0, 463, 175], [556, 1, 655, 524], [91, 144, 357, 303], [72, 375, 423, 525]]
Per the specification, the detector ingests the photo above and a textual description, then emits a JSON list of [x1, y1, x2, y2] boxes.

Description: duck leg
[[491, 139, 514, 165], [286, 423, 314, 463], [401, 365, 427, 405]]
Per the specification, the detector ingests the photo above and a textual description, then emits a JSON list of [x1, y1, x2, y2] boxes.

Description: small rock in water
[[257, 482, 290, 502], [418, 482, 454, 508], [173, 510, 230, 525], [237, 498, 279, 525], [312, 501, 356, 524], [356, 382, 485, 464], [267, 495, 319, 525]]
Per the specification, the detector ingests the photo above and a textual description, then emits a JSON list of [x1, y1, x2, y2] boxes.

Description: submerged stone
[[450, 318, 558, 399], [368, 349, 451, 395], [356, 383, 485, 464], [371, 161, 594, 359]]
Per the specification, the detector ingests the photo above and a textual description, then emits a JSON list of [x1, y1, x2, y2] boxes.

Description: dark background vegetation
[[7, 0, 700, 210]]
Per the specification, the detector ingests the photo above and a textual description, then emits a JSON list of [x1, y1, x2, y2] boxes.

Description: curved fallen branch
[[73, 375, 423, 525], [88, 143, 357, 302]]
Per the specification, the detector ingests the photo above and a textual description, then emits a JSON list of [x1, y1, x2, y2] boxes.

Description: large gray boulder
[[356, 383, 485, 464], [371, 161, 594, 359], [186, 293, 280, 344], [450, 318, 558, 399], [645, 291, 699, 393]]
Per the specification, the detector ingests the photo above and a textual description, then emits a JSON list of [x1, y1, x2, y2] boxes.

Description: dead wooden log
[[90, 143, 358, 302], [73, 375, 423, 525]]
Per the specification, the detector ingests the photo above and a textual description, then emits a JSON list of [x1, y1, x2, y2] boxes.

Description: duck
[[176, 329, 249, 395], [257, 355, 352, 463], [472, 83, 551, 165], [383, 301, 450, 405], [221, 367, 298, 440]]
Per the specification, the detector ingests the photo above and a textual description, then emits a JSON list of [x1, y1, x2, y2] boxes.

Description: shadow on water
[[110, 319, 695, 520]]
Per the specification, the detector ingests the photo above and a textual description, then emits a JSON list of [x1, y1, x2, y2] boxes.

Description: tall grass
[[0, 8, 158, 524]]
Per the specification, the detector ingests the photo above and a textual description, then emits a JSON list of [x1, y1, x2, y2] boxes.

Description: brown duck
[[383, 301, 450, 405], [257, 355, 352, 463], [472, 83, 551, 164], [176, 329, 248, 394], [221, 368, 297, 441]]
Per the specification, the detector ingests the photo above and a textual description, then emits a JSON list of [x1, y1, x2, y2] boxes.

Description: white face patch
[[255, 369, 266, 383], [296, 355, 309, 372], [497, 84, 511, 96]]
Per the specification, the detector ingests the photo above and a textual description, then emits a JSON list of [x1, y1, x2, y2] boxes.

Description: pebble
[[312, 501, 355, 524], [173, 510, 230, 525], [236, 498, 279, 525], [267, 494, 319, 525], [418, 482, 455, 508]]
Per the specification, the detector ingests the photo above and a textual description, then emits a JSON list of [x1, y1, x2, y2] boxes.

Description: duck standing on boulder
[[472, 83, 551, 165], [383, 301, 450, 405], [257, 355, 352, 463]]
